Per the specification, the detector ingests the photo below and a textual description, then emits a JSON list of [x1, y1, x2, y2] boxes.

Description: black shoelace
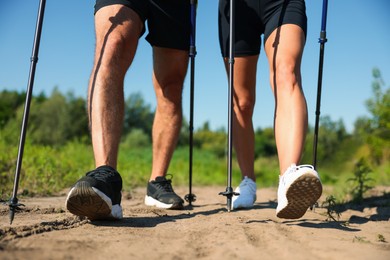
[[154, 179, 174, 193], [86, 167, 118, 182]]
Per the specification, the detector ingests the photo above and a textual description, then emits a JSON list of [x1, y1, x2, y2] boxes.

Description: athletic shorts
[[94, 0, 190, 51], [218, 0, 307, 57]]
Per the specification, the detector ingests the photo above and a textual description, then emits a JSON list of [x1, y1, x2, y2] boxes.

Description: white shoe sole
[[66, 182, 122, 220], [276, 173, 322, 219], [144, 195, 183, 209]]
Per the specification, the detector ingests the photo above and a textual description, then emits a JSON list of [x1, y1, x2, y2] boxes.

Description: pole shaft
[[10, 0, 46, 223], [226, 0, 235, 210], [313, 0, 328, 169], [187, 0, 197, 205]]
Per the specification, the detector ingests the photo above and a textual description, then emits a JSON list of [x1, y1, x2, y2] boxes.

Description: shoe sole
[[144, 196, 183, 210], [276, 173, 322, 219], [66, 181, 122, 220]]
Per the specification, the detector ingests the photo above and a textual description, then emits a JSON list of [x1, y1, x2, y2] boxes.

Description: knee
[[273, 61, 301, 92], [96, 33, 135, 72], [234, 97, 255, 120], [157, 69, 186, 100], [156, 80, 184, 114]]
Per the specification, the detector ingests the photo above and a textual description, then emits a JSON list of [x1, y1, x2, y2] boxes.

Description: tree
[[194, 123, 226, 158], [28, 88, 71, 145], [123, 93, 154, 138], [302, 116, 348, 166], [65, 93, 89, 141], [9, 88, 89, 146], [254, 127, 277, 158], [0, 90, 49, 145], [0, 90, 26, 128], [354, 68, 390, 164]]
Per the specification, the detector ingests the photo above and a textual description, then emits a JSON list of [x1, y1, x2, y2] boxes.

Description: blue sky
[[1, 0, 389, 133]]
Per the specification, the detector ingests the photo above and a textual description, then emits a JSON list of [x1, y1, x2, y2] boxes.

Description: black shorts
[[95, 0, 190, 51], [218, 0, 307, 57]]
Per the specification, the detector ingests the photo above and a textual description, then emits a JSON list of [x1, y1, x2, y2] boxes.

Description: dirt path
[[1, 186, 390, 260]]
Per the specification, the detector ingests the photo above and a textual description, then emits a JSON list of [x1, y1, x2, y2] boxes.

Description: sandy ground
[[1, 186, 390, 260]]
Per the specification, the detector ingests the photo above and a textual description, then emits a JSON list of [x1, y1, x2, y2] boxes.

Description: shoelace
[[281, 164, 315, 185], [86, 167, 118, 182], [240, 178, 253, 188], [154, 179, 174, 192]]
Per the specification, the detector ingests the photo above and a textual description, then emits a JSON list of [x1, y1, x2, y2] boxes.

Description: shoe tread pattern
[[66, 181, 112, 220], [277, 173, 322, 219]]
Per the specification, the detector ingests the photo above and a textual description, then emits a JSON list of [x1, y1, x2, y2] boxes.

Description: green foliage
[[194, 123, 226, 158], [121, 128, 151, 149], [123, 92, 154, 138], [353, 236, 369, 243], [28, 89, 90, 146], [1, 67, 390, 198], [321, 195, 342, 222], [0, 139, 94, 198], [0, 90, 27, 128], [116, 145, 230, 189], [65, 92, 90, 141], [177, 117, 190, 146], [347, 158, 374, 203], [29, 89, 70, 145], [0, 136, 17, 197], [166, 146, 230, 186], [1, 106, 22, 144], [377, 234, 386, 243], [254, 156, 280, 186], [355, 68, 390, 164], [309, 116, 348, 163], [117, 146, 153, 189], [254, 127, 276, 157], [0, 89, 89, 147]]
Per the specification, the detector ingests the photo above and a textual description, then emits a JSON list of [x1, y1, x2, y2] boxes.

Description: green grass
[[0, 141, 279, 198], [118, 145, 243, 189], [1, 140, 389, 200]]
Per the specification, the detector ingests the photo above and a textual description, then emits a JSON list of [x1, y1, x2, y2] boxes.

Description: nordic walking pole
[[8, 0, 46, 224], [313, 0, 328, 169], [184, 0, 197, 206], [219, 0, 238, 212]]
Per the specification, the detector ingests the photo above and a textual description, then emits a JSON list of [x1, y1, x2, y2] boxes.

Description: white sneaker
[[232, 176, 257, 210], [276, 164, 322, 219]]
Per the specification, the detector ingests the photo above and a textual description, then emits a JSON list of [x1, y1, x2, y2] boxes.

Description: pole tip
[[8, 199, 24, 225], [9, 209, 15, 225]]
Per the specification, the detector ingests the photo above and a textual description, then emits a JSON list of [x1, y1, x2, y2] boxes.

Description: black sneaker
[[65, 165, 123, 220], [144, 176, 184, 209]]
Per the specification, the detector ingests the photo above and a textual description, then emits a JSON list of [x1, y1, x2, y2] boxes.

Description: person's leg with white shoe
[[264, 23, 322, 219]]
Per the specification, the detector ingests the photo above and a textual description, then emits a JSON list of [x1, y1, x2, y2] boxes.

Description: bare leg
[[224, 56, 259, 182], [66, 5, 144, 220], [89, 5, 143, 169], [149, 47, 189, 181], [264, 24, 307, 175]]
